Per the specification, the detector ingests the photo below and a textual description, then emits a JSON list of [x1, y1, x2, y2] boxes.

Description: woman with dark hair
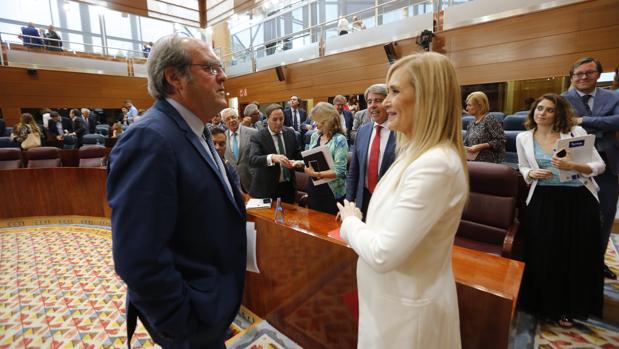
[[516, 93, 605, 327], [10, 113, 42, 149]]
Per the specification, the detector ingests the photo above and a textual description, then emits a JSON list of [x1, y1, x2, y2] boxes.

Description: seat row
[[0, 146, 107, 169]]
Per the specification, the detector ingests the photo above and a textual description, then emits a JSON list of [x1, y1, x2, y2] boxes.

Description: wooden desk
[[245, 202, 524, 349], [0, 168, 524, 348]]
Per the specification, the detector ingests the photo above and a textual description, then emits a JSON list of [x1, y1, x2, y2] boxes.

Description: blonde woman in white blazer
[[337, 52, 468, 348], [516, 93, 605, 328]]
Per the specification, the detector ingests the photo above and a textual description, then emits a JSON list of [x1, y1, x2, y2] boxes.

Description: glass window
[[87, 6, 102, 34], [139, 16, 174, 43], [107, 38, 139, 58], [0, 23, 24, 42], [105, 11, 133, 40], [63, 1, 83, 31], [66, 33, 84, 52], [0, 0, 51, 24]]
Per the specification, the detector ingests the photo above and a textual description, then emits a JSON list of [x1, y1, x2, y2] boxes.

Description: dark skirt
[[519, 185, 603, 320], [307, 179, 341, 215]]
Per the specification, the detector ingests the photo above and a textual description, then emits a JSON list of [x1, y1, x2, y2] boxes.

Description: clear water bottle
[[274, 197, 284, 224]]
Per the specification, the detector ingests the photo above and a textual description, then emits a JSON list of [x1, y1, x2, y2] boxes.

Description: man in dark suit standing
[[563, 57, 619, 280], [284, 95, 308, 132], [333, 95, 354, 143], [47, 111, 72, 140], [249, 104, 303, 203], [107, 35, 246, 348], [346, 84, 396, 218], [69, 109, 87, 147]]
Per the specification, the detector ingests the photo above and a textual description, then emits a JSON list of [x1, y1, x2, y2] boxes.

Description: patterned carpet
[[3, 216, 619, 348]]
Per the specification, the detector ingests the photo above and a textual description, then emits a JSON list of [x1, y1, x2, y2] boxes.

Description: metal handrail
[[220, 0, 431, 61], [1, 31, 145, 58]]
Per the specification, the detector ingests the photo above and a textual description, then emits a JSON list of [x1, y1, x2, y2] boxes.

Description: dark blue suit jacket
[[341, 110, 354, 142], [21, 26, 42, 47], [563, 87, 619, 174], [284, 107, 308, 132], [346, 122, 396, 210], [107, 98, 246, 346]]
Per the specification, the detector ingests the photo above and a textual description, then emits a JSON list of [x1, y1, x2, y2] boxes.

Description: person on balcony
[[44, 25, 62, 51], [20, 22, 42, 48]]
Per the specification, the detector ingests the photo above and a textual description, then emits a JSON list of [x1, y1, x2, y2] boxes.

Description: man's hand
[[272, 154, 294, 169]]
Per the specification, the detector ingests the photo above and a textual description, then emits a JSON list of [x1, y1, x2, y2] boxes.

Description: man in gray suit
[[563, 56, 619, 280], [222, 107, 258, 193]]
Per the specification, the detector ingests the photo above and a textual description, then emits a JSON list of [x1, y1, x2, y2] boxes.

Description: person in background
[[44, 25, 62, 51], [207, 112, 227, 131], [346, 83, 396, 218], [612, 65, 619, 93], [243, 104, 265, 130], [124, 100, 138, 123], [69, 108, 87, 147], [304, 102, 349, 214], [284, 95, 308, 133], [516, 93, 604, 328], [81, 108, 97, 134], [337, 16, 349, 35], [249, 104, 303, 203], [107, 34, 246, 348], [11, 113, 42, 148], [337, 52, 467, 348], [211, 126, 241, 191], [41, 108, 52, 129], [0, 115, 5, 137], [352, 16, 366, 31], [333, 95, 354, 142], [348, 95, 360, 114], [562, 57, 619, 280], [222, 107, 257, 193], [20, 22, 42, 48], [143, 42, 153, 58], [111, 122, 123, 138], [463, 91, 506, 163], [47, 111, 72, 140]]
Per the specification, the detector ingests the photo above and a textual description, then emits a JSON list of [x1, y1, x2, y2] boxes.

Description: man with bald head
[[222, 107, 258, 192], [107, 35, 246, 348]]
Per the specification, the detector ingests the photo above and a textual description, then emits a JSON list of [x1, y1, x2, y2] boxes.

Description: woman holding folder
[[304, 102, 349, 214], [337, 52, 468, 348], [516, 93, 605, 327]]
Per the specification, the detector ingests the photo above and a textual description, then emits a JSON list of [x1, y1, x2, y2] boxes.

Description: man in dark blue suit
[[563, 57, 619, 280], [107, 35, 246, 348], [20, 22, 42, 48], [346, 84, 396, 218], [333, 95, 354, 144], [283, 95, 308, 132]]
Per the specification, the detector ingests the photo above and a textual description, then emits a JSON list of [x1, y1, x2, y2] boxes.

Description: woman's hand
[[528, 169, 553, 179], [304, 165, 318, 177], [336, 199, 363, 222], [551, 152, 574, 170]]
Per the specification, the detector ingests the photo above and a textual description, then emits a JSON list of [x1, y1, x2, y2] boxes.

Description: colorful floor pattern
[[3, 216, 619, 348]]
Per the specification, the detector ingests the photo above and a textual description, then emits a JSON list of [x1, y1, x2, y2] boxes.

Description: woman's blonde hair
[[310, 102, 343, 136], [386, 52, 467, 182], [466, 91, 489, 116]]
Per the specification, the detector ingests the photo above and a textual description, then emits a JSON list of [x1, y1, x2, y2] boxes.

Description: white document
[[554, 134, 596, 182], [246, 222, 260, 273], [301, 145, 335, 185], [246, 198, 272, 209], [464, 147, 479, 161]]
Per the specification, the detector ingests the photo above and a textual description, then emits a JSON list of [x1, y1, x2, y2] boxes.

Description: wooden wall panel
[[0, 67, 153, 126], [225, 0, 619, 104]]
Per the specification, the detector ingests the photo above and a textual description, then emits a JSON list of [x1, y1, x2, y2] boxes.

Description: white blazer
[[516, 126, 605, 205], [341, 144, 467, 349]]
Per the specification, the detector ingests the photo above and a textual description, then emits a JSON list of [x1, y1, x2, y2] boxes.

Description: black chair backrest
[[503, 115, 526, 131]]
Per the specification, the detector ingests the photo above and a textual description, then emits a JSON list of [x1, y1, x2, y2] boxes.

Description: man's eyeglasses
[[572, 71, 598, 79], [190, 63, 225, 75]]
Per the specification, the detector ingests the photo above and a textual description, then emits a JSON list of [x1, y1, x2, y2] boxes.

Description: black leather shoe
[[604, 264, 617, 280]]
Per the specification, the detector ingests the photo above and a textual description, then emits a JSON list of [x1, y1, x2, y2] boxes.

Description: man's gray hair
[[220, 107, 238, 119], [244, 104, 259, 117], [81, 108, 91, 115], [147, 34, 194, 98], [333, 95, 347, 103], [364, 83, 388, 100]]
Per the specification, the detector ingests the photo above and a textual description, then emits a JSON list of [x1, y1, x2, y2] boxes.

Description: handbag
[[21, 127, 41, 150]]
